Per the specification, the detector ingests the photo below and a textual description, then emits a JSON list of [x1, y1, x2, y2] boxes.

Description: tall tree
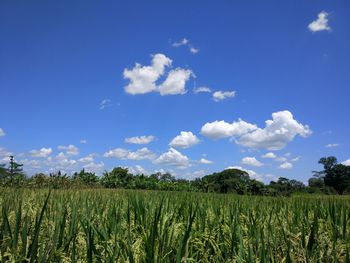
[[316, 156, 350, 195]]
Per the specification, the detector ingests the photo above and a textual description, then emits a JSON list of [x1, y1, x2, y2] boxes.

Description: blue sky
[[1, 0, 349, 183]]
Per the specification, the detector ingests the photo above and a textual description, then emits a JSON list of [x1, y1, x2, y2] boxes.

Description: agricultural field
[[0, 189, 349, 262]]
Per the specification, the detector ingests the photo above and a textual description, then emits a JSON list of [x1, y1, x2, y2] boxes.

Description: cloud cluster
[[169, 131, 200, 149], [0, 128, 5, 137], [201, 119, 257, 139], [104, 147, 156, 160], [123, 53, 192, 96], [58, 145, 79, 156], [308, 11, 331, 32], [154, 148, 190, 168], [202, 111, 311, 150], [342, 159, 350, 166], [125, 135, 155, 145], [30, 147, 53, 158]]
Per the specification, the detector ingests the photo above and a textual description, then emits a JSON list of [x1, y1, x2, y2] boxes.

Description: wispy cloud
[[99, 99, 112, 110], [172, 38, 199, 54]]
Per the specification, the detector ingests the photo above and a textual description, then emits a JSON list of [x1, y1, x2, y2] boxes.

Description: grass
[[0, 188, 349, 262]]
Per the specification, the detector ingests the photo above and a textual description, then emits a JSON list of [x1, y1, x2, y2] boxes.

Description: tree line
[[0, 156, 349, 196]]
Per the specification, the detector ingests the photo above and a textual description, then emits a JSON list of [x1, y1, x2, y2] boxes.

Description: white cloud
[[199, 158, 213, 164], [57, 145, 79, 156], [172, 38, 189, 47], [80, 139, 88, 144], [325, 143, 339, 148], [189, 46, 199, 54], [30, 147, 52, 158], [308, 11, 331, 32], [238, 111, 312, 150], [104, 147, 156, 160], [213, 91, 236, 101], [83, 162, 104, 174], [201, 119, 257, 139], [172, 38, 199, 54], [128, 165, 149, 175], [193, 86, 212, 94], [154, 148, 190, 168], [290, 156, 300, 162], [99, 99, 112, 110], [0, 147, 12, 158], [123, 53, 192, 95], [342, 159, 350, 166], [279, 162, 293, 169], [0, 128, 5, 137], [123, 53, 172, 95], [169, 131, 200, 149], [79, 154, 95, 163], [241, 157, 264, 167], [125, 135, 155, 145], [159, 68, 192, 95], [275, 157, 287, 162], [262, 152, 277, 159]]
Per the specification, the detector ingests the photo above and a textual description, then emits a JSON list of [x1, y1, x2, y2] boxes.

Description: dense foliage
[[1, 156, 350, 196], [0, 189, 349, 262]]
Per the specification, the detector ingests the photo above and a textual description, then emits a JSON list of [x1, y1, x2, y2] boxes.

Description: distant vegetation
[[1, 156, 350, 195]]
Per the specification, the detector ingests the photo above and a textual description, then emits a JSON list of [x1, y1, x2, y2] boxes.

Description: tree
[[316, 156, 350, 195], [101, 167, 131, 188]]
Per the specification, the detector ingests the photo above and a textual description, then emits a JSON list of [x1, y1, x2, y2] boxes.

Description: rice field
[[0, 189, 349, 262]]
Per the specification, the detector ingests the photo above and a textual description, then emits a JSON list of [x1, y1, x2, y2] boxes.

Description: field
[[0, 189, 349, 262]]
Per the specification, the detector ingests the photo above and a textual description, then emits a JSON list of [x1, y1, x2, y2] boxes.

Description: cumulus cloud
[[80, 139, 88, 144], [213, 91, 236, 101], [325, 143, 339, 148], [262, 152, 277, 159], [158, 68, 192, 95], [123, 54, 171, 94], [238, 111, 312, 150], [153, 148, 190, 168], [199, 158, 213, 164], [342, 159, 350, 166], [104, 147, 156, 160], [0, 128, 5, 137], [58, 145, 79, 156], [125, 135, 155, 145], [169, 131, 200, 149], [30, 147, 53, 158], [202, 111, 311, 150], [279, 162, 293, 169], [99, 99, 112, 110], [193, 86, 212, 94], [241, 157, 264, 167], [201, 119, 257, 139], [308, 11, 331, 32]]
